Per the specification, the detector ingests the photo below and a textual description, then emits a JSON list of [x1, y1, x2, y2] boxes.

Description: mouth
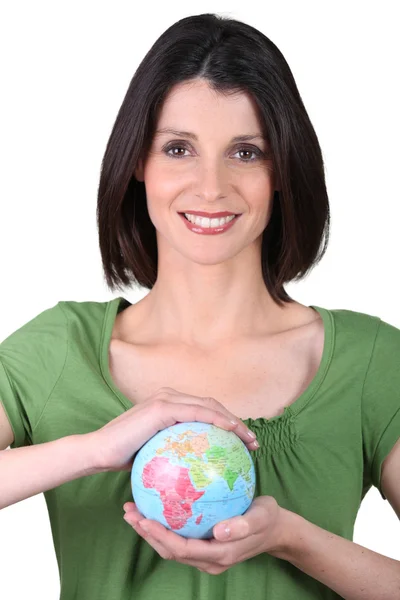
[[179, 210, 241, 219], [178, 212, 240, 220], [178, 212, 241, 235]]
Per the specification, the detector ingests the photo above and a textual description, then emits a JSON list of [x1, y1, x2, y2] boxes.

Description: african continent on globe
[[131, 421, 256, 539]]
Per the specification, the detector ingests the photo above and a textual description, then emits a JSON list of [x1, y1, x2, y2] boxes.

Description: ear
[[134, 158, 144, 182]]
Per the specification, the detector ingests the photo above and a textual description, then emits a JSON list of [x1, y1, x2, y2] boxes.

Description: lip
[[179, 212, 240, 235], [179, 211, 239, 218]]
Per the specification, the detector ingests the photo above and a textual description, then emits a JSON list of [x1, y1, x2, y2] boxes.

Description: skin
[[121, 76, 315, 560], [132, 77, 318, 348], [121, 78, 400, 596]]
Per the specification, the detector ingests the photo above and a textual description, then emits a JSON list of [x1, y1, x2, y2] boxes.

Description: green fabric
[[1, 296, 399, 600]]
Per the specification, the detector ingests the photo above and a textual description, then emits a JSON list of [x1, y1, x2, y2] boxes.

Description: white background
[[0, 1, 399, 597]]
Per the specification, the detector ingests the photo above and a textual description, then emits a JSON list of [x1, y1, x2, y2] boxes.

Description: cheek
[[144, 160, 183, 203], [143, 159, 274, 216], [246, 178, 274, 212], [244, 178, 275, 229], [239, 162, 274, 192]]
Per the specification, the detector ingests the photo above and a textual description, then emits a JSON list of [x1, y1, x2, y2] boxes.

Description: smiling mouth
[[178, 212, 240, 218], [179, 213, 239, 223], [178, 212, 241, 234]]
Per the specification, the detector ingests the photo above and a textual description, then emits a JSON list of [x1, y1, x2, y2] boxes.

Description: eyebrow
[[154, 127, 268, 143]]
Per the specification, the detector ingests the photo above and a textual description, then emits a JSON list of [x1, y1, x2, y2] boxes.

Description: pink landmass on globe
[[142, 456, 205, 530]]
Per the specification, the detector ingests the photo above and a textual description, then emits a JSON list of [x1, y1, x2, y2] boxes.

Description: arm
[[122, 449, 400, 599], [0, 388, 255, 511], [274, 509, 400, 600], [274, 438, 400, 600], [0, 433, 102, 510]]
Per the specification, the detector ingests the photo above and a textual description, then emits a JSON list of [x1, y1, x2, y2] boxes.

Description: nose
[[194, 158, 228, 204]]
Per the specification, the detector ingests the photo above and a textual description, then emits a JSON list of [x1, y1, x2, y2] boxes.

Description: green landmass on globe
[[131, 422, 256, 539]]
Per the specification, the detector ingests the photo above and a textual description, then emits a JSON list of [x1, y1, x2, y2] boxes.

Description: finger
[[124, 516, 195, 563], [156, 401, 258, 450], [132, 522, 175, 560], [136, 518, 225, 563], [213, 516, 251, 542], [158, 389, 258, 449], [134, 525, 215, 571], [213, 497, 272, 541], [198, 396, 259, 450], [161, 388, 241, 423], [128, 517, 230, 573], [123, 502, 143, 519]]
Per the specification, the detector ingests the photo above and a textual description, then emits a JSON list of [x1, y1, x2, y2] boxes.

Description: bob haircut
[[97, 12, 330, 306]]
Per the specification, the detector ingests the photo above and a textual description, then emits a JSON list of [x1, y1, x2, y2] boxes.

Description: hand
[[88, 387, 258, 472], [122, 496, 290, 575]]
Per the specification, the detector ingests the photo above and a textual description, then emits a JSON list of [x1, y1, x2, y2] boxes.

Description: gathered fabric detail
[[243, 407, 299, 457]]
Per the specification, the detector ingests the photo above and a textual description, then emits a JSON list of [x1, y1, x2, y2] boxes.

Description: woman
[[1, 12, 399, 600]]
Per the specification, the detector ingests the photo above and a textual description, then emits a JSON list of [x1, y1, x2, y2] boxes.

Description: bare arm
[[274, 440, 400, 599], [0, 433, 101, 510], [275, 509, 400, 600], [0, 386, 257, 511]]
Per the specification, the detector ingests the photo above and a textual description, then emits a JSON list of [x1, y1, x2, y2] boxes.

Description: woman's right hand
[[88, 387, 258, 473]]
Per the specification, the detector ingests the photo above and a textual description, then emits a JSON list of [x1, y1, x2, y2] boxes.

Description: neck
[[126, 250, 294, 348]]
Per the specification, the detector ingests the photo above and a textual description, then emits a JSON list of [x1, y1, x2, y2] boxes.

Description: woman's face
[[135, 78, 278, 266]]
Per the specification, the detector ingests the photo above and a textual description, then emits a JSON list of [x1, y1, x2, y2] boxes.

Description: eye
[[164, 144, 190, 158], [233, 147, 264, 162], [162, 142, 266, 162]]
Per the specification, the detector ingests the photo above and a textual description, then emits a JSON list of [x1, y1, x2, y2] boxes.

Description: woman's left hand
[[123, 496, 291, 574]]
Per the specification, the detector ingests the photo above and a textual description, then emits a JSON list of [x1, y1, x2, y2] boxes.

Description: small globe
[[131, 421, 256, 539]]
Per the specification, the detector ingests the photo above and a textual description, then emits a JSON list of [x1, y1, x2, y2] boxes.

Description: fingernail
[[253, 440, 259, 448], [230, 419, 239, 425], [247, 430, 256, 439], [218, 525, 231, 539]]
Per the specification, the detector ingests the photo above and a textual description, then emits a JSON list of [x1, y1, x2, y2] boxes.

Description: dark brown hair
[[97, 13, 330, 306]]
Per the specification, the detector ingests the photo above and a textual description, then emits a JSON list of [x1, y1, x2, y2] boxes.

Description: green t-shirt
[[1, 296, 399, 600]]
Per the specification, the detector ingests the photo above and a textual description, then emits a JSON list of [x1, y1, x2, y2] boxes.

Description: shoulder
[[327, 306, 400, 351], [0, 297, 113, 378], [328, 306, 380, 332], [0, 301, 68, 359], [316, 306, 380, 366], [324, 306, 400, 354], [313, 306, 400, 385], [0, 302, 71, 405], [0, 298, 115, 447], [0, 302, 68, 447], [58, 297, 111, 323], [58, 298, 119, 352]]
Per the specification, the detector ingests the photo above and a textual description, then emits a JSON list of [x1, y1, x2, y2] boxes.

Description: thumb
[[213, 496, 277, 541]]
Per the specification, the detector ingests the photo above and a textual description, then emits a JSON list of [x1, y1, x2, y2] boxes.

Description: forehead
[[156, 79, 263, 131]]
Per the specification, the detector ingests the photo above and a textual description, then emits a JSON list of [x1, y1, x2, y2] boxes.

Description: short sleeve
[[362, 318, 400, 499], [0, 302, 68, 448]]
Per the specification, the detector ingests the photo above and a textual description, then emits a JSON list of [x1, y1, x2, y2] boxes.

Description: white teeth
[[184, 213, 236, 227]]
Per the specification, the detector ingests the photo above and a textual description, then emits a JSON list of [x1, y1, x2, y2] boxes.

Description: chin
[[180, 248, 243, 266]]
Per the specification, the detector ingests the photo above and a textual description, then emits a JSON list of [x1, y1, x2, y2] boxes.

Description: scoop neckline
[[99, 296, 335, 426]]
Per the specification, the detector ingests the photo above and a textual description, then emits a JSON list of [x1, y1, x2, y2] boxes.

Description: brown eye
[[234, 147, 264, 162], [162, 142, 265, 162], [163, 143, 190, 158], [238, 149, 254, 160]]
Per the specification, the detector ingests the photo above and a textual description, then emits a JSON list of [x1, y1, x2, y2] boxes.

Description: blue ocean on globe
[[131, 421, 256, 539]]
